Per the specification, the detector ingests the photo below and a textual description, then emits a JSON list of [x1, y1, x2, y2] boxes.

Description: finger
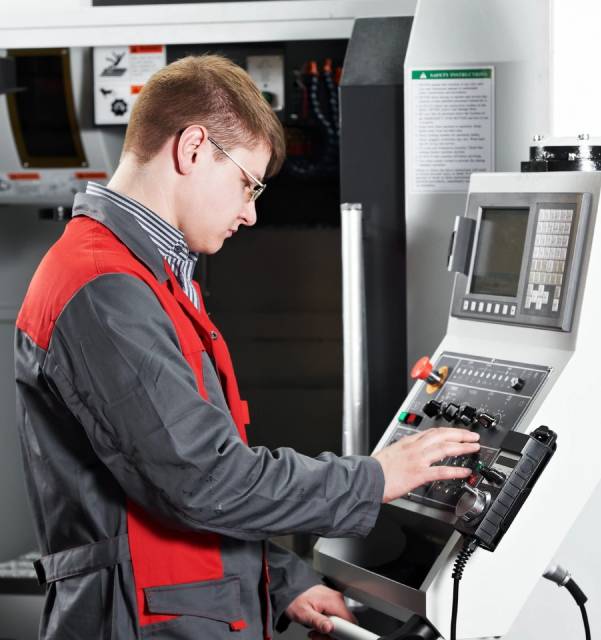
[[321, 598, 358, 624], [422, 465, 473, 483], [423, 441, 480, 464], [307, 610, 334, 635]]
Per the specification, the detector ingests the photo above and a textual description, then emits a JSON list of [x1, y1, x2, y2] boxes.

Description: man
[[15, 55, 479, 639]]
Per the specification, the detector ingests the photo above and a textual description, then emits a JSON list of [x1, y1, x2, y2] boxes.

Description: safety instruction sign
[[409, 67, 494, 193], [93, 45, 166, 125]]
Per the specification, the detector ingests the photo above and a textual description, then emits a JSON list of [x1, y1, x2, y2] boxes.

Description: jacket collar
[[72, 192, 168, 283]]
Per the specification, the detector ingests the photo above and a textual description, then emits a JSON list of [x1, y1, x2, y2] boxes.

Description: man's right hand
[[373, 427, 480, 503]]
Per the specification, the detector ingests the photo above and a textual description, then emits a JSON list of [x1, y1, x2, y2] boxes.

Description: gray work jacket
[[14, 193, 385, 639]]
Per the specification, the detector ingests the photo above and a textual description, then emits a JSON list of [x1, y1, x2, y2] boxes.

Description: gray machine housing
[[314, 171, 601, 639]]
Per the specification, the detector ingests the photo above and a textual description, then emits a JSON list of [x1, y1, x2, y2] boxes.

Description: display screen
[[7, 49, 86, 167], [470, 208, 529, 297]]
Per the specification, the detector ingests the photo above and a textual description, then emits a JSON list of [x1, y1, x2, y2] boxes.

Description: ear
[[175, 125, 209, 175]]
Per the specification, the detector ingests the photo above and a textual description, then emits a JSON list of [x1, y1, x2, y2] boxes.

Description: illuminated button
[[486, 303, 492, 313], [552, 299, 559, 312], [463, 299, 469, 310], [535, 299, 543, 310], [406, 413, 423, 426], [510, 305, 517, 316], [470, 301, 477, 311], [502, 304, 509, 315], [478, 302, 485, 312], [494, 303, 500, 314], [398, 411, 409, 423]]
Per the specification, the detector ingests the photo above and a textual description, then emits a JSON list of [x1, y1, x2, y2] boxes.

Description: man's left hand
[[285, 584, 357, 638]]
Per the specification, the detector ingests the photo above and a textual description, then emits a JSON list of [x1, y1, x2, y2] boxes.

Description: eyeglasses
[[208, 136, 266, 202]]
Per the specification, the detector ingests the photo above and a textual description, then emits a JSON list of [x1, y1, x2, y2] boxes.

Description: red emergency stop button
[[411, 356, 443, 385]]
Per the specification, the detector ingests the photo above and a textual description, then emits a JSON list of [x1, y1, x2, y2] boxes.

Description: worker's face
[[176, 129, 270, 254]]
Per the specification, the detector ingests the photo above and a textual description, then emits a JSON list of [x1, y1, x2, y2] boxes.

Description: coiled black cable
[[450, 536, 479, 640]]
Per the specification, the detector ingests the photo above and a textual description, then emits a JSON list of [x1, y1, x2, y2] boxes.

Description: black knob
[[510, 377, 525, 391], [423, 400, 443, 419], [458, 405, 477, 426], [443, 402, 460, 422], [476, 412, 497, 429], [478, 465, 507, 486]]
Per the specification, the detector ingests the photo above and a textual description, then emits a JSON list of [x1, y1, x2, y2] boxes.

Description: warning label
[[93, 45, 166, 125]]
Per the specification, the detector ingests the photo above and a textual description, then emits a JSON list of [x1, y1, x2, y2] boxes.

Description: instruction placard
[[93, 45, 166, 125], [409, 67, 494, 193]]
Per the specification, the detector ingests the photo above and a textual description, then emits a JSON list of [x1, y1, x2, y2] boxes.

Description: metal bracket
[[447, 215, 476, 275]]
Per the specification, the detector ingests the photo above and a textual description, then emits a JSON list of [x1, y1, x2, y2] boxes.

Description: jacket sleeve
[[267, 542, 323, 633], [46, 273, 384, 541]]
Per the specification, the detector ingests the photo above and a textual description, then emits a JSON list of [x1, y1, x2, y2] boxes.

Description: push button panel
[[523, 207, 575, 317], [383, 351, 550, 512]]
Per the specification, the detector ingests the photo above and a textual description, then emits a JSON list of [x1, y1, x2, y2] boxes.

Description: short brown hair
[[123, 54, 286, 177]]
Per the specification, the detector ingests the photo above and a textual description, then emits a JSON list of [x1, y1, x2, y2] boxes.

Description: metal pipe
[[341, 202, 369, 456], [329, 616, 380, 640]]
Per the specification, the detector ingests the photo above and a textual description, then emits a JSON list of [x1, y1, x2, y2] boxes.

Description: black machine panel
[[385, 352, 550, 511]]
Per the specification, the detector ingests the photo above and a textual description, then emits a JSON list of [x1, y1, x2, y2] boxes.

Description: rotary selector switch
[[510, 377, 526, 391], [458, 404, 477, 426], [455, 483, 492, 523], [442, 402, 460, 422], [423, 400, 443, 419], [476, 412, 498, 429]]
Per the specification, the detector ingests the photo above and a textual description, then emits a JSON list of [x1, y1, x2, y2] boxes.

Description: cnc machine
[[315, 170, 601, 639]]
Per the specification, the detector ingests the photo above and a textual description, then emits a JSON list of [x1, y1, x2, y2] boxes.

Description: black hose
[[579, 604, 591, 640]]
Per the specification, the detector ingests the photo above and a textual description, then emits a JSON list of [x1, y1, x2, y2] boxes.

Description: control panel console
[[378, 352, 550, 512]]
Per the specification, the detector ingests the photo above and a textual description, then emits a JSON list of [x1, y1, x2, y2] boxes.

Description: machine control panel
[[379, 352, 550, 512], [449, 192, 592, 331]]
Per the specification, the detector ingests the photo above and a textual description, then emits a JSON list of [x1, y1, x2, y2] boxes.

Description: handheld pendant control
[[454, 425, 557, 551]]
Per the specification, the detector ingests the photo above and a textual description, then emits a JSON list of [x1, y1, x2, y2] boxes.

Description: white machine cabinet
[[315, 171, 601, 639]]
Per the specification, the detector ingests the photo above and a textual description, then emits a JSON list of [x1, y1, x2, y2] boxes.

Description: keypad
[[462, 298, 516, 317], [525, 208, 573, 314]]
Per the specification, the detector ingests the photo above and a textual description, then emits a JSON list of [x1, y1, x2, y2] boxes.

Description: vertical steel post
[[341, 202, 369, 456]]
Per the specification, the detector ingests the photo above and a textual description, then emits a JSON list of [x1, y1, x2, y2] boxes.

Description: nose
[[241, 200, 257, 227]]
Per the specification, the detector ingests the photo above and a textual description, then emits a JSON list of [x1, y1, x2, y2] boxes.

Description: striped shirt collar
[[82, 182, 200, 308], [86, 182, 196, 262]]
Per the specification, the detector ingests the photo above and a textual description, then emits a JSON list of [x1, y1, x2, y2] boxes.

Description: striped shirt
[[86, 182, 200, 309]]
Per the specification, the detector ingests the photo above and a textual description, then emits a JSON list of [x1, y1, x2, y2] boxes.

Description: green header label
[[411, 69, 492, 80]]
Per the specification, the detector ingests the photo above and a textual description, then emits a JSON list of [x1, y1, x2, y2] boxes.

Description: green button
[[398, 411, 409, 423]]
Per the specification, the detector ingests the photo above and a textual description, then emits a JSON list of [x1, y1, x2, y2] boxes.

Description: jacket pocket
[[141, 576, 247, 636]]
